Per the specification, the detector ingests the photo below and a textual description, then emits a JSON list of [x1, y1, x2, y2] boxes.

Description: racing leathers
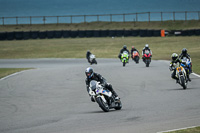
[[142, 47, 152, 62], [85, 73, 118, 101], [131, 48, 140, 58], [86, 51, 92, 63], [179, 53, 192, 73], [118, 48, 130, 60], [169, 58, 182, 82]]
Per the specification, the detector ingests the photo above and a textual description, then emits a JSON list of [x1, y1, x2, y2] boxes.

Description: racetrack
[[0, 59, 200, 133]]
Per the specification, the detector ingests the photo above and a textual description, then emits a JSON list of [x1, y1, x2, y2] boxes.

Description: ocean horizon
[[0, 0, 200, 24]]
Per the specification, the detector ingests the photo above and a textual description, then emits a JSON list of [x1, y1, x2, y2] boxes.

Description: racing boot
[[187, 75, 191, 82], [142, 56, 145, 63], [106, 83, 120, 100], [112, 90, 120, 100], [175, 77, 179, 83], [174, 77, 179, 84]]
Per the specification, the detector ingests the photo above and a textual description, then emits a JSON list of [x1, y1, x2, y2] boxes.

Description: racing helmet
[[182, 48, 187, 56], [85, 67, 94, 79], [123, 45, 127, 49], [145, 44, 149, 49], [171, 53, 178, 61]]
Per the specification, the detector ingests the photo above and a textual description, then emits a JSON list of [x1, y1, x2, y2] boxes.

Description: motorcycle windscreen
[[90, 80, 97, 91], [145, 50, 150, 54], [133, 51, 138, 56]]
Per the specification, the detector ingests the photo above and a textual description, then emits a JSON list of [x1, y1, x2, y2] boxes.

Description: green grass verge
[[0, 68, 30, 79], [0, 36, 199, 74], [168, 126, 200, 133], [0, 20, 200, 32]]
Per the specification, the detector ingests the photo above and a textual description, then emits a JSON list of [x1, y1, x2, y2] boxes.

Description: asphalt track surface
[[0, 59, 200, 133]]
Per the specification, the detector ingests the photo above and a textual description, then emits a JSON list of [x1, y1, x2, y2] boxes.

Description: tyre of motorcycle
[[180, 76, 187, 89], [93, 59, 97, 64], [123, 60, 126, 67], [135, 56, 139, 63], [114, 100, 122, 110], [146, 59, 150, 67], [96, 97, 110, 112]]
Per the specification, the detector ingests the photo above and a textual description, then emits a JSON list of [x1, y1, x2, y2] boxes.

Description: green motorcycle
[[121, 51, 129, 67]]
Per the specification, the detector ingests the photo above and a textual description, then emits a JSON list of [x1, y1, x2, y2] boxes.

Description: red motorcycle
[[143, 50, 151, 67]]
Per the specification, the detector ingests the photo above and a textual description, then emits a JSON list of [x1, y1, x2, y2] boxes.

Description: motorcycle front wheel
[[123, 61, 126, 67], [96, 97, 109, 112], [180, 76, 187, 89], [135, 57, 139, 63], [146, 59, 150, 67]]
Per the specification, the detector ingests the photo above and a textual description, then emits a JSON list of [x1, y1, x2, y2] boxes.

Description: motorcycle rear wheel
[[114, 100, 122, 110], [93, 59, 97, 64]]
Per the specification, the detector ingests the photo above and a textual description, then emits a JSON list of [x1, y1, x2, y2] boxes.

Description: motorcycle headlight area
[[177, 67, 183, 71]]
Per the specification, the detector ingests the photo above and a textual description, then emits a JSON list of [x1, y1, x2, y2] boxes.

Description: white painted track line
[[157, 125, 199, 133]]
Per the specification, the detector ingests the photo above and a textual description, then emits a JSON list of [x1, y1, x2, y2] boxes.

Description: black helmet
[[171, 53, 178, 61], [123, 45, 127, 49], [85, 67, 94, 79], [182, 48, 187, 56]]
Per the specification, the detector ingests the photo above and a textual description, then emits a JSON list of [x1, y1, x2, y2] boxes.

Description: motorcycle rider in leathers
[[142, 44, 152, 62], [169, 53, 183, 83], [86, 50, 92, 63], [85, 67, 119, 102], [131, 46, 140, 59], [118, 45, 130, 61], [179, 48, 192, 74]]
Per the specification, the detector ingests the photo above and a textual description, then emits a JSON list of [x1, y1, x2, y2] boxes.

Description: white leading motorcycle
[[89, 54, 97, 65], [175, 66, 188, 89], [88, 80, 122, 112]]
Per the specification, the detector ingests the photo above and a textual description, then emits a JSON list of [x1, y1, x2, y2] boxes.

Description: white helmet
[[145, 44, 149, 49]]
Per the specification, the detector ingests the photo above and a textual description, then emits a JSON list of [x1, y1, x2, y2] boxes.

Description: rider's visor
[[87, 73, 91, 76]]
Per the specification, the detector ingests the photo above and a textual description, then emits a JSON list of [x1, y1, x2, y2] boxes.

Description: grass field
[[0, 68, 30, 79], [0, 36, 199, 75], [167, 126, 200, 133]]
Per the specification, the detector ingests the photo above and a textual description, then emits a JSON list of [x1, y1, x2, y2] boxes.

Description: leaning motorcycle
[[175, 66, 188, 89], [88, 80, 122, 112], [132, 51, 140, 64], [143, 50, 151, 67], [89, 54, 97, 65], [121, 51, 129, 67], [180, 57, 192, 75]]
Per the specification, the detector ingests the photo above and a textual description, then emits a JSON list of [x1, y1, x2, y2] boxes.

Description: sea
[[0, 0, 200, 24]]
